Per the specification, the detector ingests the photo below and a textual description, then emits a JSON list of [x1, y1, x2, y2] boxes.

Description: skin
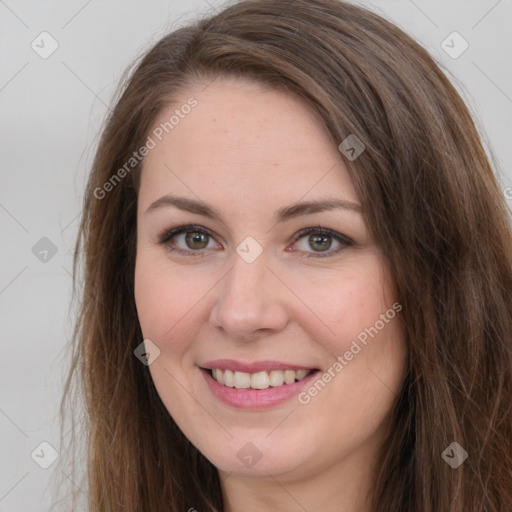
[[134, 77, 408, 512]]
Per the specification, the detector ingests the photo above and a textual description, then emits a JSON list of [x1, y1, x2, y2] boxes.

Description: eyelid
[[157, 224, 215, 245], [291, 226, 353, 245]]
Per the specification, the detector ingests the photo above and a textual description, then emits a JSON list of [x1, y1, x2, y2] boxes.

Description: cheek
[[301, 265, 406, 426], [288, 254, 407, 413], [134, 254, 211, 345], [287, 255, 395, 357]]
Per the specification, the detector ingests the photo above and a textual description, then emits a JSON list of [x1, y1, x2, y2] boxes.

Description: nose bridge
[[209, 247, 288, 337], [229, 252, 264, 291]]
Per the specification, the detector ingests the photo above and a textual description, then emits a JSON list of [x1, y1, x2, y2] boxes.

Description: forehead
[[139, 77, 358, 210]]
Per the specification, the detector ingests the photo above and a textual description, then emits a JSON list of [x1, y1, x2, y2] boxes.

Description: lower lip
[[201, 368, 319, 409]]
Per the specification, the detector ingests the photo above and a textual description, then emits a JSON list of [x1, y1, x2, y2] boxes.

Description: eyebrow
[[145, 195, 362, 223]]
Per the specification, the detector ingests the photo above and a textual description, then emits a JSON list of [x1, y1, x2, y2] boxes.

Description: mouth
[[206, 367, 315, 390], [199, 360, 320, 409]]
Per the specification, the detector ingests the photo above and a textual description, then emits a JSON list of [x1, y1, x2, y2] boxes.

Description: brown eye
[[307, 233, 332, 252], [292, 227, 352, 258], [158, 225, 220, 255], [184, 231, 210, 250]]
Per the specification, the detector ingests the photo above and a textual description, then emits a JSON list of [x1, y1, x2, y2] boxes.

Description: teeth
[[233, 371, 251, 388], [210, 368, 313, 389], [224, 369, 234, 387], [213, 368, 224, 385], [295, 369, 309, 380], [283, 369, 295, 384], [251, 371, 270, 389], [269, 370, 284, 387]]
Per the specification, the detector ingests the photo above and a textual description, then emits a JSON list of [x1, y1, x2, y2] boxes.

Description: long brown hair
[[59, 0, 512, 510]]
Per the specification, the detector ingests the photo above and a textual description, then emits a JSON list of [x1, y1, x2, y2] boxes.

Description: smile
[[199, 360, 320, 409], [209, 368, 313, 389]]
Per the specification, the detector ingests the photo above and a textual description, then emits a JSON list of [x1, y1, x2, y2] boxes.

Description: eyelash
[[157, 224, 353, 259]]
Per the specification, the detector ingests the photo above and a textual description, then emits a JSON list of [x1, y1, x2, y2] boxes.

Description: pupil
[[309, 234, 331, 251], [186, 232, 208, 249]]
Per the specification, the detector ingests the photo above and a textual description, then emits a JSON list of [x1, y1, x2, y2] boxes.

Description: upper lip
[[200, 359, 318, 373]]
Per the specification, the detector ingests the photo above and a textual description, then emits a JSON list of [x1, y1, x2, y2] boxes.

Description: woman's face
[[134, 77, 407, 483]]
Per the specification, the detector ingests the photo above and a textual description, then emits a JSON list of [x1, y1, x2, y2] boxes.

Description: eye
[[289, 227, 353, 258], [158, 225, 220, 256], [157, 224, 353, 259]]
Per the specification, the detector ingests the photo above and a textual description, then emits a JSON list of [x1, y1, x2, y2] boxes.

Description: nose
[[208, 251, 289, 341]]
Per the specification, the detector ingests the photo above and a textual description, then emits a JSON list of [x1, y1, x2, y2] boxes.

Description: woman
[[61, 0, 512, 510]]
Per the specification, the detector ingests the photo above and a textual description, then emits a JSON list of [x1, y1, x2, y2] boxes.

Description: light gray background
[[1, 0, 511, 510]]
